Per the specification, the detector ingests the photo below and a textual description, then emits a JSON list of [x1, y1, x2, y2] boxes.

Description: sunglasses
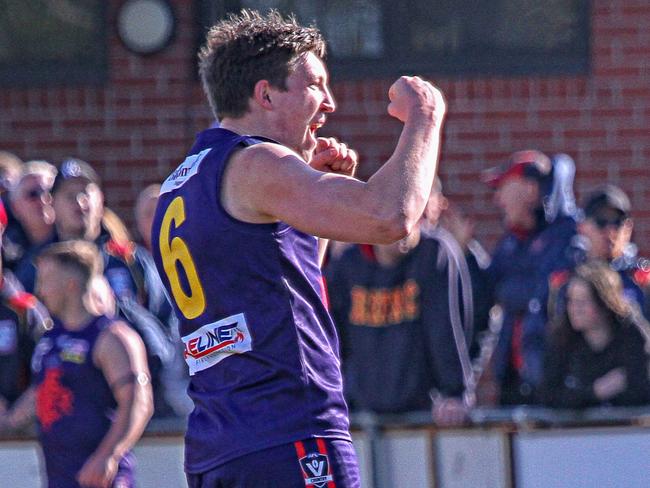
[[593, 215, 625, 229], [24, 187, 47, 201]]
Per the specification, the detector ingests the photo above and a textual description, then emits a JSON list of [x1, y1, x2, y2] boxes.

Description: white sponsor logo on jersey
[[160, 148, 211, 195], [181, 313, 252, 375]]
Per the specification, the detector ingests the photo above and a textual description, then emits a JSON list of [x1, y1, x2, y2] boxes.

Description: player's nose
[[322, 86, 336, 113]]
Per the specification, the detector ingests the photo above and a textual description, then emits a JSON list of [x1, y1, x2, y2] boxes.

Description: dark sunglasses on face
[[25, 188, 47, 201], [593, 215, 625, 229]]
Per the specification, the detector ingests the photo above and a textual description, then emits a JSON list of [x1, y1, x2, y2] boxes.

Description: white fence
[[2, 407, 650, 488]]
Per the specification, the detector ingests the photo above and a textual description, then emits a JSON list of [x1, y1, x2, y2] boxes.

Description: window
[[0, 0, 107, 86], [196, 0, 590, 78]]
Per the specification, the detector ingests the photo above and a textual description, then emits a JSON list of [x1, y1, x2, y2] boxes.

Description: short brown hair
[[39, 240, 103, 287], [198, 9, 326, 120]]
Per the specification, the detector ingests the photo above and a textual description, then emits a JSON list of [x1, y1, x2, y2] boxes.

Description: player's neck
[[60, 302, 97, 331], [220, 116, 275, 141]]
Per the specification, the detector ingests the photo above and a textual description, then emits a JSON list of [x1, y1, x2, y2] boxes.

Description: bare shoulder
[[226, 142, 307, 188], [222, 142, 315, 223], [94, 320, 145, 363]]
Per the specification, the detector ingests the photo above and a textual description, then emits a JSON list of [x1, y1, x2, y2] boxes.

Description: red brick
[[617, 127, 650, 138], [2, 0, 649, 255], [62, 119, 104, 130], [588, 148, 634, 161], [563, 129, 608, 139], [621, 87, 650, 98], [11, 120, 54, 131], [591, 107, 634, 118], [620, 168, 650, 178], [621, 5, 650, 15], [593, 66, 642, 77]]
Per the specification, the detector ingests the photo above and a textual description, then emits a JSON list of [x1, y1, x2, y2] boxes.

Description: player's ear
[[253, 80, 273, 110]]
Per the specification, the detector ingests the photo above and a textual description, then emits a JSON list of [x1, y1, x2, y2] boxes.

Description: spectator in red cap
[[484, 150, 578, 405]]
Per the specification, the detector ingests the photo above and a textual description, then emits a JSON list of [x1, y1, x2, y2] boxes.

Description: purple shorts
[[186, 438, 360, 488]]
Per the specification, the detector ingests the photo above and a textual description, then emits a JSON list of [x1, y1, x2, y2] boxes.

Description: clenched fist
[[387, 76, 446, 123], [309, 137, 358, 177]]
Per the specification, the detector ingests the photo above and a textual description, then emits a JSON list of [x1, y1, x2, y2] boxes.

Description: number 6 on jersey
[[158, 196, 206, 319]]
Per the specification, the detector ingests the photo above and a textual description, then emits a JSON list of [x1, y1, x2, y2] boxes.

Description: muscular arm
[[77, 321, 153, 488], [223, 77, 445, 244]]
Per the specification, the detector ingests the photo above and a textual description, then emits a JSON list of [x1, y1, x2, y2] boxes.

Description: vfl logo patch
[[181, 313, 251, 375], [57, 337, 89, 364], [299, 453, 333, 488], [160, 148, 211, 195]]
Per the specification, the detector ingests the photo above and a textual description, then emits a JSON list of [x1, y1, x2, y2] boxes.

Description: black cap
[[583, 184, 631, 218], [51, 158, 101, 194]]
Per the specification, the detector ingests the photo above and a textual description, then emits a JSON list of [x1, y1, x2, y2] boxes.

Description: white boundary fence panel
[[3, 408, 650, 488]]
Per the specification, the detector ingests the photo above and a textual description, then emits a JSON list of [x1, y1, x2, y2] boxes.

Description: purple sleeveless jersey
[[151, 128, 351, 473], [32, 316, 135, 488]]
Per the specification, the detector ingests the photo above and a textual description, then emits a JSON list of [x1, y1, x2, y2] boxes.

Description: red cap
[[482, 161, 532, 188], [482, 150, 553, 189]]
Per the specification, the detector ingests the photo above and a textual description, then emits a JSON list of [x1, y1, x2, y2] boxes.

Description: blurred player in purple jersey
[[151, 9, 446, 487], [33, 241, 153, 488]]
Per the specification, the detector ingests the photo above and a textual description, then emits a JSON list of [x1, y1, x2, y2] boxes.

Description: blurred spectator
[[51, 158, 177, 417], [0, 197, 52, 426], [0, 151, 24, 243], [26, 240, 152, 487], [540, 261, 650, 409], [132, 184, 175, 327], [484, 150, 577, 405], [4, 160, 57, 292], [577, 184, 649, 310], [0, 151, 23, 194], [134, 183, 192, 416], [134, 183, 160, 252], [424, 179, 495, 405], [326, 183, 489, 425], [548, 184, 650, 338], [423, 179, 492, 349]]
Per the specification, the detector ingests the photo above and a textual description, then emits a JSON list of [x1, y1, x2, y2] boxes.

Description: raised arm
[[77, 321, 153, 488], [222, 76, 446, 244]]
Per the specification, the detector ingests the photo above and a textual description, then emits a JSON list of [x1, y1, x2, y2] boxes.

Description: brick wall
[[2, 0, 649, 253]]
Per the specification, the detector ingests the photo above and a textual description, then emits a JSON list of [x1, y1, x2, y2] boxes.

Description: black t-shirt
[[325, 237, 467, 414], [540, 325, 650, 409]]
